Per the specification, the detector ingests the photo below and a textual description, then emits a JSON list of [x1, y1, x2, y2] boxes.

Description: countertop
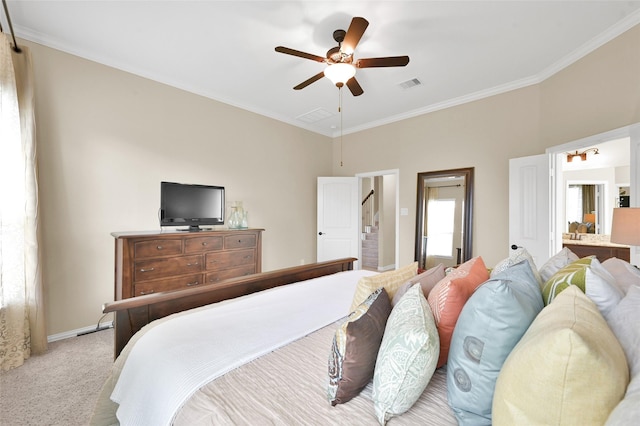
[[562, 234, 630, 248]]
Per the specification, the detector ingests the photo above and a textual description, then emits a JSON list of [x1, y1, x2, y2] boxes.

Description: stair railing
[[362, 189, 375, 230]]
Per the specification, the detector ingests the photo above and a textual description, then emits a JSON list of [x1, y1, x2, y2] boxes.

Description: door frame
[[545, 122, 640, 263], [356, 169, 400, 270]]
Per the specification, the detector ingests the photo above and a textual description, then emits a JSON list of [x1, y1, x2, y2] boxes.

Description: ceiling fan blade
[[275, 46, 326, 63], [293, 71, 325, 90], [342, 17, 369, 54], [356, 56, 410, 68], [346, 77, 364, 96]]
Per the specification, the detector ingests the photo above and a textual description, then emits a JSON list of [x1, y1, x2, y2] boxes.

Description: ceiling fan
[[275, 17, 409, 96]]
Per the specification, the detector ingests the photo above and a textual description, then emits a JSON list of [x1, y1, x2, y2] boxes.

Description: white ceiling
[[3, 1, 640, 137]]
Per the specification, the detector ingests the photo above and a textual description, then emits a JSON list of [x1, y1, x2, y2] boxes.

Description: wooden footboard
[[103, 257, 356, 358]]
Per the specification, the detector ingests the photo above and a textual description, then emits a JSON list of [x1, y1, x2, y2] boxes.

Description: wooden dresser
[[112, 229, 263, 300]]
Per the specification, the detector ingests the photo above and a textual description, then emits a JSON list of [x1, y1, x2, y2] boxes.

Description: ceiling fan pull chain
[[339, 88, 344, 167]]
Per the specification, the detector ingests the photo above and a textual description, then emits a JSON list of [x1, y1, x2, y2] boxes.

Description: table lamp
[[610, 208, 640, 246]]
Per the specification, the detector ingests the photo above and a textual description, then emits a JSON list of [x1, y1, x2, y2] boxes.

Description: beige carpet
[[0, 328, 114, 426]]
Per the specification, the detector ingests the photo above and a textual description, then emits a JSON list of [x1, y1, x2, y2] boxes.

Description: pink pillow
[[391, 263, 446, 306], [427, 256, 489, 367]]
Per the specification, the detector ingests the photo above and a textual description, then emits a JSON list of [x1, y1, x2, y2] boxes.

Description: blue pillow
[[446, 260, 543, 425]]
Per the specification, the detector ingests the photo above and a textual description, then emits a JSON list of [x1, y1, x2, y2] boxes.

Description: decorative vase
[[228, 201, 247, 229]]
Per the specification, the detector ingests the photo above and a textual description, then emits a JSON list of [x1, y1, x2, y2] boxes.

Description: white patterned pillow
[[372, 283, 439, 425], [491, 247, 542, 286]]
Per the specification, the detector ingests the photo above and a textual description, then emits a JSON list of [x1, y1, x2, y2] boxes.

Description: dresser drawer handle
[[243, 255, 252, 259], [139, 267, 155, 273], [186, 262, 199, 267], [186, 281, 200, 287], [202, 242, 208, 246], [139, 290, 155, 295], [156, 245, 163, 250], [238, 239, 242, 243]]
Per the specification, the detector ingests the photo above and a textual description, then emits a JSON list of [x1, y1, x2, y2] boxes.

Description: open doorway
[[554, 137, 630, 245], [357, 170, 399, 271]]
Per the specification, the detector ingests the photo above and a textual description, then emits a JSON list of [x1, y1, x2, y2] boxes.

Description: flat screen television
[[160, 181, 225, 231]]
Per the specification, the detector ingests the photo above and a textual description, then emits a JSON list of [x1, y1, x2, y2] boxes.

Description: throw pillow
[[447, 260, 543, 425], [602, 257, 640, 295], [541, 257, 593, 304], [372, 283, 439, 425], [427, 256, 489, 367], [349, 262, 417, 313], [538, 247, 579, 283], [583, 264, 623, 319], [391, 263, 445, 305], [606, 377, 640, 425], [491, 247, 542, 286], [327, 287, 392, 405], [492, 286, 629, 425], [605, 284, 640, 379]]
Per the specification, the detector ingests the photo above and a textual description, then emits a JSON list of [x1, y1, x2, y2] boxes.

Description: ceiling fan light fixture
[[324, 63, 356, 86]]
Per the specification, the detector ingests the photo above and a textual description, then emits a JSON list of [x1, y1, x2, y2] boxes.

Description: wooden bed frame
[[103, 257, 356, 358]]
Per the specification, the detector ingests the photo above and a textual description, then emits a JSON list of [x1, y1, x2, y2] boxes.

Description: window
[[426, 199, 455, 257], [566, 185, 583, 224]]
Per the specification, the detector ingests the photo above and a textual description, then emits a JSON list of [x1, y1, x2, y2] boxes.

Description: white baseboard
[[378, 264, 395, 272], [47, 321, 113, 343]]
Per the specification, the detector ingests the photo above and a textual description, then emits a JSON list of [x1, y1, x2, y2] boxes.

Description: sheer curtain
[[0, 33, 46, 371]]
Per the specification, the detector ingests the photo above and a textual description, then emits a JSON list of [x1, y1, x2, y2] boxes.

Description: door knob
[[318, 232, 324, 235]]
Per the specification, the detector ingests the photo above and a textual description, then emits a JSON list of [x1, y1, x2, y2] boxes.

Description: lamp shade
[[610, 207, 640, 246], [324, 63, 356, 86]]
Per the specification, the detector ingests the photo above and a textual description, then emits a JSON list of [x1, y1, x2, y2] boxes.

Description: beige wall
[[27, 40, 332, 336], [334, 24, 640, 269], [540, 25, 640, 146], [334, 85, 543, 268], [28, 24, 639, 337]]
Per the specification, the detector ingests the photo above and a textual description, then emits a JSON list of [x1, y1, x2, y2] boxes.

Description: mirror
[[565, 183, 605, 234], [415, 167, 474, 270]]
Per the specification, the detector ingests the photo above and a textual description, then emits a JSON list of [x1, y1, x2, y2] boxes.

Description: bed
[[92, 251, 639, 425], [92, 257, 455, 425]]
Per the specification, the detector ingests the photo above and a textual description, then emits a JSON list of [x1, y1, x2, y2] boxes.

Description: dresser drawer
[[134, 255, 203, 281], [185, 236, 223, 253], [134, 274, 204, 296], [224, 234, 257, 250], [206, 248, 255, 271], [134, 239, 182, 259], [206, 265, 256, 284]]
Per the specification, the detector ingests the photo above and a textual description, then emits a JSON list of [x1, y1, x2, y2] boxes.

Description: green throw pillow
[[541, 257, 593, 305]]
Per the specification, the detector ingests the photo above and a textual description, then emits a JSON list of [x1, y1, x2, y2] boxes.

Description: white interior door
[[317, 177, 359, 267], [509, 154, 553, 268]]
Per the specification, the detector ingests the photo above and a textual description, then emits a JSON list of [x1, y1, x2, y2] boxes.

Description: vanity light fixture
[[610, 207, 640, 246], [566, 147, 599, 163]]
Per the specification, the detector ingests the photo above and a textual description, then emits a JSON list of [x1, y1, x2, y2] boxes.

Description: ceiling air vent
[[399, 78, 422, 90], [296, 108, 334, 123]]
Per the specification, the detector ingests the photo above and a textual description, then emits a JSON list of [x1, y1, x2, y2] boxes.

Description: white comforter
[[110, 269, 376, 426]]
